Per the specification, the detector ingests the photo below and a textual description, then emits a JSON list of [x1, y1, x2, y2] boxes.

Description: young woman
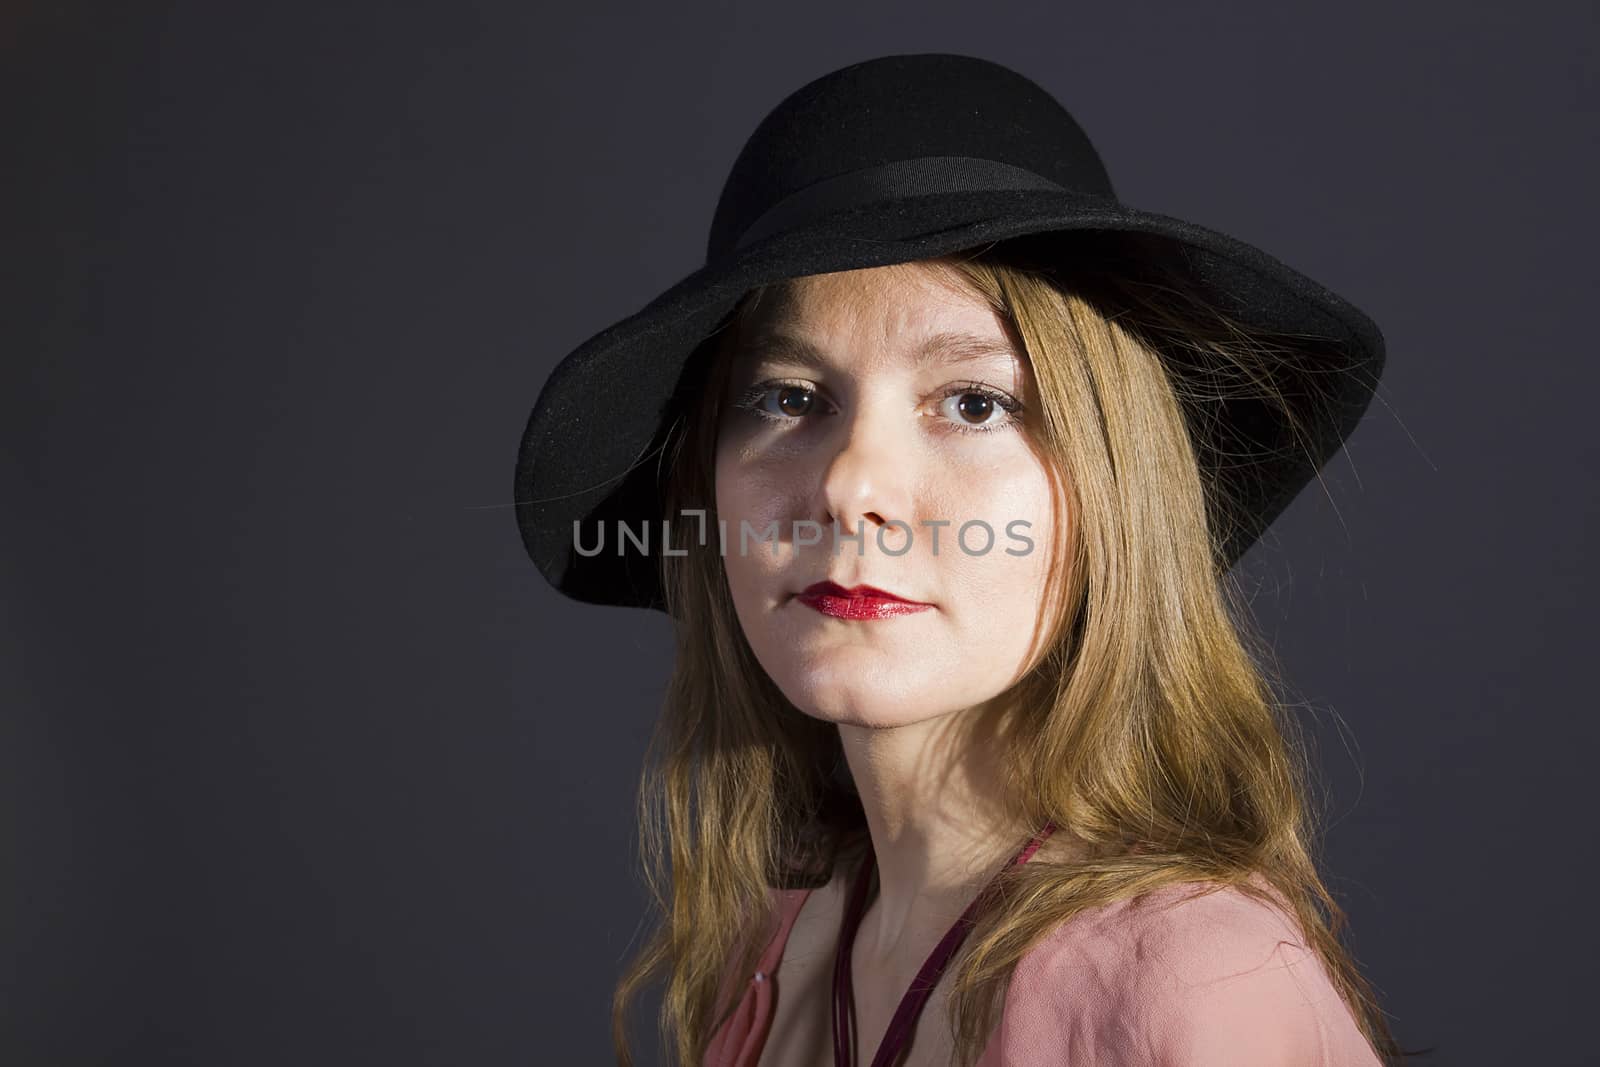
[[513, 54, 1416, 1067]]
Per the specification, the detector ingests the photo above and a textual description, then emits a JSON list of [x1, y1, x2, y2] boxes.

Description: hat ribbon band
[[732, 155, 1068, 250]]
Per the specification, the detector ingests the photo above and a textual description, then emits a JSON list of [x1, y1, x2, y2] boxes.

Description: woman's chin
[[783, 687, 957, 730]]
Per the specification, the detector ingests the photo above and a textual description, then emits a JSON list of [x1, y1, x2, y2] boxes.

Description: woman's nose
[[814, 402, 916, 543]]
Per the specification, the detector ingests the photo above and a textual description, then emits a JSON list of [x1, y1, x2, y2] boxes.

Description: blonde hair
[[609, 232, 1419, 1066]]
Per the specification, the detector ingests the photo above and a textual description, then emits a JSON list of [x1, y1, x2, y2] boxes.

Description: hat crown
[[706, 53, 1117, 262]]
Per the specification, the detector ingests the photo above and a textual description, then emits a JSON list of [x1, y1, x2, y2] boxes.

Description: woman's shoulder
[[990, 877, 1382, 1066], [1014, 875, 1308, 978]]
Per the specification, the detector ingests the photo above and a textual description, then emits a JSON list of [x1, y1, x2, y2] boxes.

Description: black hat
[[513, 52, 1385, 613]]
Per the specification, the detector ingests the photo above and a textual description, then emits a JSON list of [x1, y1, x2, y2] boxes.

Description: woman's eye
[[770, 384, 816, 418], [732, 381, 819, 421], [937, 384, 1024, 435]]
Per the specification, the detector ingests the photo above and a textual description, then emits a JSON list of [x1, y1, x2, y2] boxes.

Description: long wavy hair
[[609, 231, 1423, 1067]]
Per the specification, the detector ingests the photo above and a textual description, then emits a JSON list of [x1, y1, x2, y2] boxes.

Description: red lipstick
[[795, 581, 934, 620]]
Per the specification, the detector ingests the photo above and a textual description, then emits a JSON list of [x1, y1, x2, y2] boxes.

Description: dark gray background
[[3, 2, 1594, 1064]]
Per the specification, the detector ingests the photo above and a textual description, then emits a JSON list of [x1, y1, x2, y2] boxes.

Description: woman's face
[[713, 261, 1065, 729]]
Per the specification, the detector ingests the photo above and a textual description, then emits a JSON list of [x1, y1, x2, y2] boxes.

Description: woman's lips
[[794, 581, 934, 620]]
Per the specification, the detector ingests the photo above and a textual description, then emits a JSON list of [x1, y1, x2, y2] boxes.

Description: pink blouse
[[704, 877, 1383, 1066]]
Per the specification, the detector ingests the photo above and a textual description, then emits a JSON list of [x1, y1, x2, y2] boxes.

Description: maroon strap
[[832, 822, 1056, 1067]]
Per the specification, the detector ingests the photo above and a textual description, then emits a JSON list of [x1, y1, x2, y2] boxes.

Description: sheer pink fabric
[[704, 877, 1383, 1066]]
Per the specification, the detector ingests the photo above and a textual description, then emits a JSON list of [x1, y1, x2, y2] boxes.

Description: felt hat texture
[[512, 52, 1385, 613]]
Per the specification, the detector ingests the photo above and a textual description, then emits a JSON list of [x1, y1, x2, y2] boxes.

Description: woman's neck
[[835, 706, 1047, 976]]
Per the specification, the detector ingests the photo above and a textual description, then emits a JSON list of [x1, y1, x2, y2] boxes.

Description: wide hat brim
[[513, 187, 1384, 613]]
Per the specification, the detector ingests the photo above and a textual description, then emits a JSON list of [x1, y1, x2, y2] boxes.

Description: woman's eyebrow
[[735, 330, 1022, 370]]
